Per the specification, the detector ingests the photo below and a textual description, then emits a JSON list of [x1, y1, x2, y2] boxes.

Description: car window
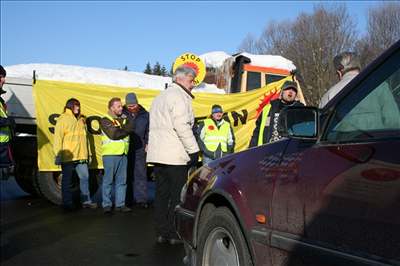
[[325, 50, 400, 143]]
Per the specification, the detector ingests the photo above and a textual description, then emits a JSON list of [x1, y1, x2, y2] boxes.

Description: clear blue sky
[[1, 1, 381, 72]]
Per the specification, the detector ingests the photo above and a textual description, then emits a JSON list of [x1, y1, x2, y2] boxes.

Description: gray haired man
[[319, 52, 361, 108], [147, 66, 200, 244]]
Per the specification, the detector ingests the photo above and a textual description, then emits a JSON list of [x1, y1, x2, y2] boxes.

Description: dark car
[[175, 40, 400, 266]]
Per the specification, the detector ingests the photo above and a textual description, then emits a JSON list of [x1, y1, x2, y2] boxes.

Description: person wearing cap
[[319, 51, 361, 108], [0, 65, 15, 179], [53, 98, 97, 210], [123, 92, 150, 209], [147, 66, 200, 245], [100, 97, 135, 214], [249, 80, 304, 147], [197, 104, 235, 165]]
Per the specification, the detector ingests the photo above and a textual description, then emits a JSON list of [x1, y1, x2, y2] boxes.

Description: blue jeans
[[61, 162, 92, 208], [75, 163, 92, 204], [102, 155, 127, 208]]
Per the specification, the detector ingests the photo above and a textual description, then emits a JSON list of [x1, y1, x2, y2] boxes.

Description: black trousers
[[153, 164, 188, 239]]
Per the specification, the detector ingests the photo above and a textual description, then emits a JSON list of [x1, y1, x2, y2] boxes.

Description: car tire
[[14, 163, 38, 196], [37, 171, 79, 205], [196, 207, 253, 266], [198, 203, 216, 233], [36, 171, 65, 205]]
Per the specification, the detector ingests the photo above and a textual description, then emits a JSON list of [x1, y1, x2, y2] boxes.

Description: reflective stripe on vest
[[101, 115, 129, 156], [203, 118, 230, 152], [0, 104, 10, 143], [257, 104, 272, 146]]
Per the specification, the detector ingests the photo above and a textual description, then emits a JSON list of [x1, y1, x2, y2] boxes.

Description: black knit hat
[[281, 80, 298, 93], [125, 93, 138, 105]]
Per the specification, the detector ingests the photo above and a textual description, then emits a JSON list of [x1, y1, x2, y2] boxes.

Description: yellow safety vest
[[0, 104, 11, 143], [257, 104, 272, 146], [203, 118, 231, 152], [101, 115, 129, 156]]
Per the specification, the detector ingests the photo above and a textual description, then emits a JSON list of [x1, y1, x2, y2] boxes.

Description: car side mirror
[[278, 106, 318, 139]]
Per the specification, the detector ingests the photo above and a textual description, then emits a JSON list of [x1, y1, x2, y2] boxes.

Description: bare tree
[[357, 2, 400, 67], [237, 33, 259, 53], [241, 4, 357, 106], [288, 5, 357, 105], [257, 20, 293, 55]]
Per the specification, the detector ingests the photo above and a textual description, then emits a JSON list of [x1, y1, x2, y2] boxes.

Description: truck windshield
[[266, 74, 286, 85], [246, 71, 261, 91]]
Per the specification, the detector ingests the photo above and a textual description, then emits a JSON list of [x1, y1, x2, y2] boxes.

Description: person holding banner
[[249, 80, 304, 147], [100, 97, 134, 214], [147, 66, 199, 245], [197, 104, 235, 165], [53, 98, 97, 210]]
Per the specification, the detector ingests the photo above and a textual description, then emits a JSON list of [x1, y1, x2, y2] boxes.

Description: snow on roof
[[199, 51, 231, 68], [5, 63, 171, 89], [239, 52, 296, 71], [200, 51, 296, 71], [4, 63, 224, 94]]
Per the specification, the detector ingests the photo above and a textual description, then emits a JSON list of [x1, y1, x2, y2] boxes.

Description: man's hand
[[188, 152, 199, 167], [202, 148, 215, 160]]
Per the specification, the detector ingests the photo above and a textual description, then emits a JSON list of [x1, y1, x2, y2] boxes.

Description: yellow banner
[[33, 78, 291, 171]]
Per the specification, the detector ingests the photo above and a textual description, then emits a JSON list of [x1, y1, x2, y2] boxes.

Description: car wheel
[[198, 203, 216, 232], [14, 163, 38, 196], [37, 171, 78, 205], [36, 171, 63, 205], [196, 207, 253, 266]]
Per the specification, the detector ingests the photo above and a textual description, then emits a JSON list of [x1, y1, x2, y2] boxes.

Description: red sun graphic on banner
[[254, 89, 280, 119], [182, 62, 199, 76]]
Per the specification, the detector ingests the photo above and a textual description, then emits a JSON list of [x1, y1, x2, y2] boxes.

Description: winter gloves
[[188, 152, 199, 167]]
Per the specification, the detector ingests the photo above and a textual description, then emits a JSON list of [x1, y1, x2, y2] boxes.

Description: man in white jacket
[[319, 52, 361, 108], [147, 66, 199, 244]]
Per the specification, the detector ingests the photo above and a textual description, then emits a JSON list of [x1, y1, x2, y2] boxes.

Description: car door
[[271, 47, 400, 266]]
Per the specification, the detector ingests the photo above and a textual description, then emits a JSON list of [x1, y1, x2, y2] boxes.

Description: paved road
[[1, 178, 185, 266]]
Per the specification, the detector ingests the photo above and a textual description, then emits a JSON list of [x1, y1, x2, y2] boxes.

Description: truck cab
[[203, 52, 305, 101]]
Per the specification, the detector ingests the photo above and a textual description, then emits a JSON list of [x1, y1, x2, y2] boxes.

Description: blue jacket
[[123, 105, 149, 152]]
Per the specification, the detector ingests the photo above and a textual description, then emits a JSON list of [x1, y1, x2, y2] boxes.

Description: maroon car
[[175, 40, 400, 266]]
